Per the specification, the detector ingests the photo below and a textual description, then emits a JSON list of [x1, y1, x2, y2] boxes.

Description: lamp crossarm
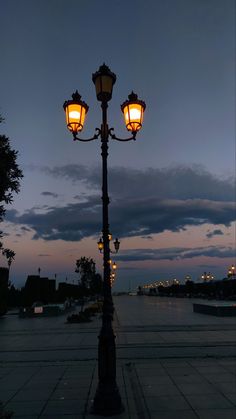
[[73, 128, 101, 142], [98, 249, 118, 254], [109, 128, 137, 142]]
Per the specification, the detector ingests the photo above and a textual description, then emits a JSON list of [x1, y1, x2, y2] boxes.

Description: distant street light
[[112, 262, 117, 271], [97, 236, 120, 254], [228, 264, 235, 279], [201, 271, 214, 282], [63, 63, 146, 416]]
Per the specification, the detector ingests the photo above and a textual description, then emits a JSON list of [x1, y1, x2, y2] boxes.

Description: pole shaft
[[101, 101, 112, 318], [92, 101, 123, 415]]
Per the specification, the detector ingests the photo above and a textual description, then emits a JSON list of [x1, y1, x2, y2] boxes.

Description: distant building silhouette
[[0, 267, 9, 315], [24, 275, 56, 305], [57, 282, 79, 301]]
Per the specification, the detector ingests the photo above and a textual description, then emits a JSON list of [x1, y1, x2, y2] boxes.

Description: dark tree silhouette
[[75, 256, 102, 296], [75, 257, 96, 290], [0, 115, 23, 253], [2, 248, 15, 269]]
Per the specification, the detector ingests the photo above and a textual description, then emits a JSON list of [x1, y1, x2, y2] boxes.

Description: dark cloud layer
[[38, 254, 51, 257], [115, 246, 235, 262], [6, 197, 235, 242], [41, 191, 59, 198], [206, 229, 224, 239], [6, 165, 235, 242], [44, 164, 235, 201]]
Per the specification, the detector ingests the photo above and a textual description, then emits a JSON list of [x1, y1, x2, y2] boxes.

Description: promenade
[[0, 296, 236, 418]]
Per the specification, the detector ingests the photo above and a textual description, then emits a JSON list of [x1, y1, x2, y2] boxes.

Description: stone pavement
[[0, 296, 236, 418]]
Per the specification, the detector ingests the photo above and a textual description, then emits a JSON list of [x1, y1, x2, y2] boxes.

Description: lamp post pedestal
[[92, 322, 124, 415]]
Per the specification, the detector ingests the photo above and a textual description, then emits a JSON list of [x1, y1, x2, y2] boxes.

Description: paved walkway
[[0, 296, 236, 418]]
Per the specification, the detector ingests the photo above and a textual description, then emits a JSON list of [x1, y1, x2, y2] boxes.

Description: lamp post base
[[91, 324, 124, 416], [91, 382, 124, 416]]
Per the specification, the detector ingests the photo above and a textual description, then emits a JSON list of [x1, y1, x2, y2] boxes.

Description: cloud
[[198, 264, 219, 269], [41, 191, 59, 198], [6, 196, 101, 241], [44, 164, 235, 201], [5, 165, 235, 242], [141, 235, 154, 240], [38, 254, 51, 257], [20, 226, 31, 232], [206, 229, 224, 239], [5, 198, 235, 242], [111, 198, 235, 237], [115, 246, 235, 262]]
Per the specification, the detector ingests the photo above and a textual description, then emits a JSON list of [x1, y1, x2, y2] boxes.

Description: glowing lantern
[[63, 91, 88, 134], [121, 92, 146, 133], [97, 238, 104, 253]]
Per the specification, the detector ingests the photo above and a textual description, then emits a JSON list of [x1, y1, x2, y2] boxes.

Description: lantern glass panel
[[123, 103, 143, 132], [97, 239, 104, 251], [95, 75, 114, 101], [66, 103, 86, 133]]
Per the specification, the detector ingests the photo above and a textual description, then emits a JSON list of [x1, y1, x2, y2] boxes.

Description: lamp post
[[63, 64, 145, 416]]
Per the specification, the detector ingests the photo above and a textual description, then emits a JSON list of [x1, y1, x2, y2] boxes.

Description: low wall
[[193, 303, 236, 317]]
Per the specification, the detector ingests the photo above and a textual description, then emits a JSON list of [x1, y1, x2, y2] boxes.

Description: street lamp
[[228, 264, 235, 279], [97, 236, 120, 254], [63, 63, 145, 416], [112, 262, 117, 271]]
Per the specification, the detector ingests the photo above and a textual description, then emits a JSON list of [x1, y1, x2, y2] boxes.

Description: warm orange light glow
[[63, 91, 88, 135], [123, 103, 143, 132], [65, 103, 87, 133], [121, 92, 146, 133], [97, 238, 104, 252], [112, 262, 117, 270]]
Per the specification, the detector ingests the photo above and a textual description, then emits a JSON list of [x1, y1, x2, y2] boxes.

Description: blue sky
[[0, 0, 235, 290]]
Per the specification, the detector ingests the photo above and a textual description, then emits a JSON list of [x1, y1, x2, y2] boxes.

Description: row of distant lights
[[201, 272, 214, 281], [142, 279, 180, 289], [141, 265, 236, 289]]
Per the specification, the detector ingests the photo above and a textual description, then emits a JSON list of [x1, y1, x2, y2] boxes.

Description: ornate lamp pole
[[63, 64, 145, 416]]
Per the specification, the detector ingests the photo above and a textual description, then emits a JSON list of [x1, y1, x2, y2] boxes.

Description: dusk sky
[[0, 0, 235, 291]]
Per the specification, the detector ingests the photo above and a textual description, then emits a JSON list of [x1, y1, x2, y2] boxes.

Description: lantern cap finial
[[128, 91, 138, 101], [121, 92, 146, 111], [63, 91, 89, 112], [72, 90, 82, 101], [92, 64, 117, 86]]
